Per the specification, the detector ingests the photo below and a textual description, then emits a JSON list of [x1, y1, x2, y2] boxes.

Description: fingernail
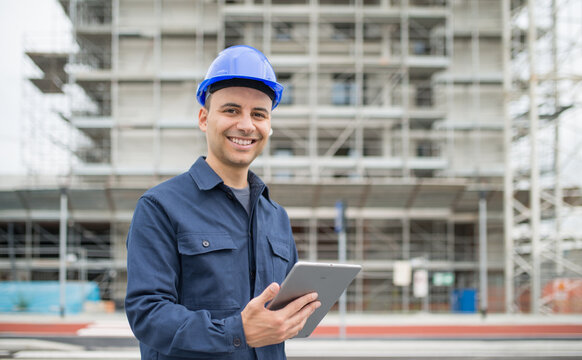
[[312, 293, 318, 300]]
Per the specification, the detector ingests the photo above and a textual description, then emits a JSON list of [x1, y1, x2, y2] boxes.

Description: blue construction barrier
[[451, 288, 477, 313], [0, 281, 101, 314]]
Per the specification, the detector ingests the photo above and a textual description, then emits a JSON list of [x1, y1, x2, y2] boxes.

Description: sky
[[0, 1, 28, 175], [0, 0, 68, 175]]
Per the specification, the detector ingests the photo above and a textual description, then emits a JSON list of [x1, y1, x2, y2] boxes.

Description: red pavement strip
[[1, 322, 581, 338], [311, 324, 582, 338], [0, 323, 91, 335]]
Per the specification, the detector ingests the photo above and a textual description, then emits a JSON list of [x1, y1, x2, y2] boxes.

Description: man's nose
[[237, 112, 255, 133]]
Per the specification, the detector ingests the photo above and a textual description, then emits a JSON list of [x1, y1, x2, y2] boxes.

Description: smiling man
[[200, 85, 271, 188], [125, 45, 320, 360]]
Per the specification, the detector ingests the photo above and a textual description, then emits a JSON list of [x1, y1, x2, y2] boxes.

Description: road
[[1, 335, 581, 359], [1, 313, 581, 359]]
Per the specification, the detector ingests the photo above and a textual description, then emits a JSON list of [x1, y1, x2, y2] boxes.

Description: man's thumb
[[260, 282, 280, 304]]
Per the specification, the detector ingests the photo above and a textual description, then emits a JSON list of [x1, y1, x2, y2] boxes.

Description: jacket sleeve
[[125, 195, 248, 358]]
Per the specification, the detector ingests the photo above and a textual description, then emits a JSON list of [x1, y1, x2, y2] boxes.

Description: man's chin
[[227, 156, 257, 168]]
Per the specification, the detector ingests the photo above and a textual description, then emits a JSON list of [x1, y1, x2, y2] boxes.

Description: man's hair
[[204, 92, 213, 110]]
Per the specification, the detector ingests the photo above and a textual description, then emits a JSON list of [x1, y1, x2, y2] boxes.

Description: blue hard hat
[[196, 45, 284, 110]]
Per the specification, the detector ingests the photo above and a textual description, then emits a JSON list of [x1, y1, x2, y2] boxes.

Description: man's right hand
[[240, 282, 321, 348]]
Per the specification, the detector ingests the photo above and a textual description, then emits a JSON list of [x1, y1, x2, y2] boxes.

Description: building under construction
[[1, 0, 581, 314]]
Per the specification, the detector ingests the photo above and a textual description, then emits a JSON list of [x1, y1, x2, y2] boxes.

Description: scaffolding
[[21, 33, 73, 178], [1, 0, 580, 313], [505, 0, 582, 314]]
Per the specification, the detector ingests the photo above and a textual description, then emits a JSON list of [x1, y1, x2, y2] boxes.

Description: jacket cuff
[[225, 313, 249, 352]]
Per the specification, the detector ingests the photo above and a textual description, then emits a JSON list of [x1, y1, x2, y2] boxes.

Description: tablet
[[267, 261, 362, 338]]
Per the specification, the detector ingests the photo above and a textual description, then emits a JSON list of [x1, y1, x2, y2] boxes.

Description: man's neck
[[205, 157, 249, 189]]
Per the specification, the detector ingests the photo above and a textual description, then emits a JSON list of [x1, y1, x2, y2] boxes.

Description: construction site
[[1, 0, 581, 316]]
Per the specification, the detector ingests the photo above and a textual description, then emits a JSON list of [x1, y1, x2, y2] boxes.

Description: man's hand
[[241, 282, 321, 348]]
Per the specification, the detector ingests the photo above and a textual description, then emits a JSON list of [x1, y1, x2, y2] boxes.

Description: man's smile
[[228, 136, 257, 146]]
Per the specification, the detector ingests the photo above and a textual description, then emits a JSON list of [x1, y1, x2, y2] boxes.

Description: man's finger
[[286, 300, 321, 336], [278, 292, 319, 316]]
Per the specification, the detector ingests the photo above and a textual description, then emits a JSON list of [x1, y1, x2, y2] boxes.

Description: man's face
[[198, 86, 272, 172]]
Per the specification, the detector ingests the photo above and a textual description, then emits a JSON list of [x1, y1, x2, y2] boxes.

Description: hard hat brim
[[197, 75, 283, 110]]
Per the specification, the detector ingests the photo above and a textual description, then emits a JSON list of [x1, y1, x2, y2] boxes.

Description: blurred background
[[0, 1, 582, 357]]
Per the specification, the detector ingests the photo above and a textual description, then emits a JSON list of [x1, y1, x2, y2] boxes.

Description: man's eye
[[253, 112, 266, 118]]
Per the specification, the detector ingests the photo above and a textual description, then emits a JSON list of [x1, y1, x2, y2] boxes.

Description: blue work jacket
[[125, 157, 298, 359]]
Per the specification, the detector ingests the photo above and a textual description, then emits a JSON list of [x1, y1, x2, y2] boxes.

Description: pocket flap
[[266, 235, 290, 262], [178, 233, 237, 256]]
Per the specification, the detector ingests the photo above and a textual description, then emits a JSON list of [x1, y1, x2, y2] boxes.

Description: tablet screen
[[267, 261, 361, 338]]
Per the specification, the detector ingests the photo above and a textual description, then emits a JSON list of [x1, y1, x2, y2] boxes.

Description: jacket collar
[[189, 156, 223, 191], [188, 156, 276, 208]]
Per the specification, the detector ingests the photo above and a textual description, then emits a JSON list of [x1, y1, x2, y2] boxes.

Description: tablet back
[[268, 261, 362, 338]]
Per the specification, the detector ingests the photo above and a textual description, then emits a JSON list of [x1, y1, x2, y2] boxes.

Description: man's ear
[[198, 107, 208, 132]]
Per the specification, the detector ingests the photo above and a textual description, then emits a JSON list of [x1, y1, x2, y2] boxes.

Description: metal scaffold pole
[[59, 188, 69, 318], [479, 191, 488, 317], [502, 0, 515, 314], [551, 0, 563, 275], [336, 200, 347, 340], [527, 0, 541, 314]]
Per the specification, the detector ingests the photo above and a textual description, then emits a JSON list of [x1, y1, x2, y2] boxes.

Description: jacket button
[[202, 240, 210, 248], [226, 192, 234, 200], [233, 337, 241, 347]]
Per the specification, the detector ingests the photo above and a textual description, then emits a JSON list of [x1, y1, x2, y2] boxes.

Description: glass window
[[278, 74, 293, 105], [274, 23, 292, 41], [332, 74, 356, 106], [332, 23, 355, 41]]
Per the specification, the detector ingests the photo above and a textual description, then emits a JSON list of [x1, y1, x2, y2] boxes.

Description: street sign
[[413, 269, 428, 298], [433, 272, 455, 286], [393, 261, 412, 286]]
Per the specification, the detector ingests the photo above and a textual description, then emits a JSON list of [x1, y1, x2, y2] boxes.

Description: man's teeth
[[230, 137, 253, 146]]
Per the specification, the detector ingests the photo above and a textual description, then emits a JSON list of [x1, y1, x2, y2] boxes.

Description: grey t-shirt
[[230, 185, 251, 215]]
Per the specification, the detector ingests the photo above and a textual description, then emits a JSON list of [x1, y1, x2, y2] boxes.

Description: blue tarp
[[451, 288, 477, 313], [0, 281, 101, 314]]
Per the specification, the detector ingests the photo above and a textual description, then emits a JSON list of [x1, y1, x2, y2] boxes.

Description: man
[[125, 45, 320, 360]]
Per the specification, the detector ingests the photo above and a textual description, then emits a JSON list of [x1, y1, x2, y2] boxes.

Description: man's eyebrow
[[219, 102, 242, 109], [219, 103, 270, 114], [252, 106, 270, 114]]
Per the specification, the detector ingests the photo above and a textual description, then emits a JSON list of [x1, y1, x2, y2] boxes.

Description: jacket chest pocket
[[266, 235, 291, 285], [177, 233, 240, 310]]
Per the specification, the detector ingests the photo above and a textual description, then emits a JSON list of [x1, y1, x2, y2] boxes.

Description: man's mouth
[[228, 137, 255, 146]]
